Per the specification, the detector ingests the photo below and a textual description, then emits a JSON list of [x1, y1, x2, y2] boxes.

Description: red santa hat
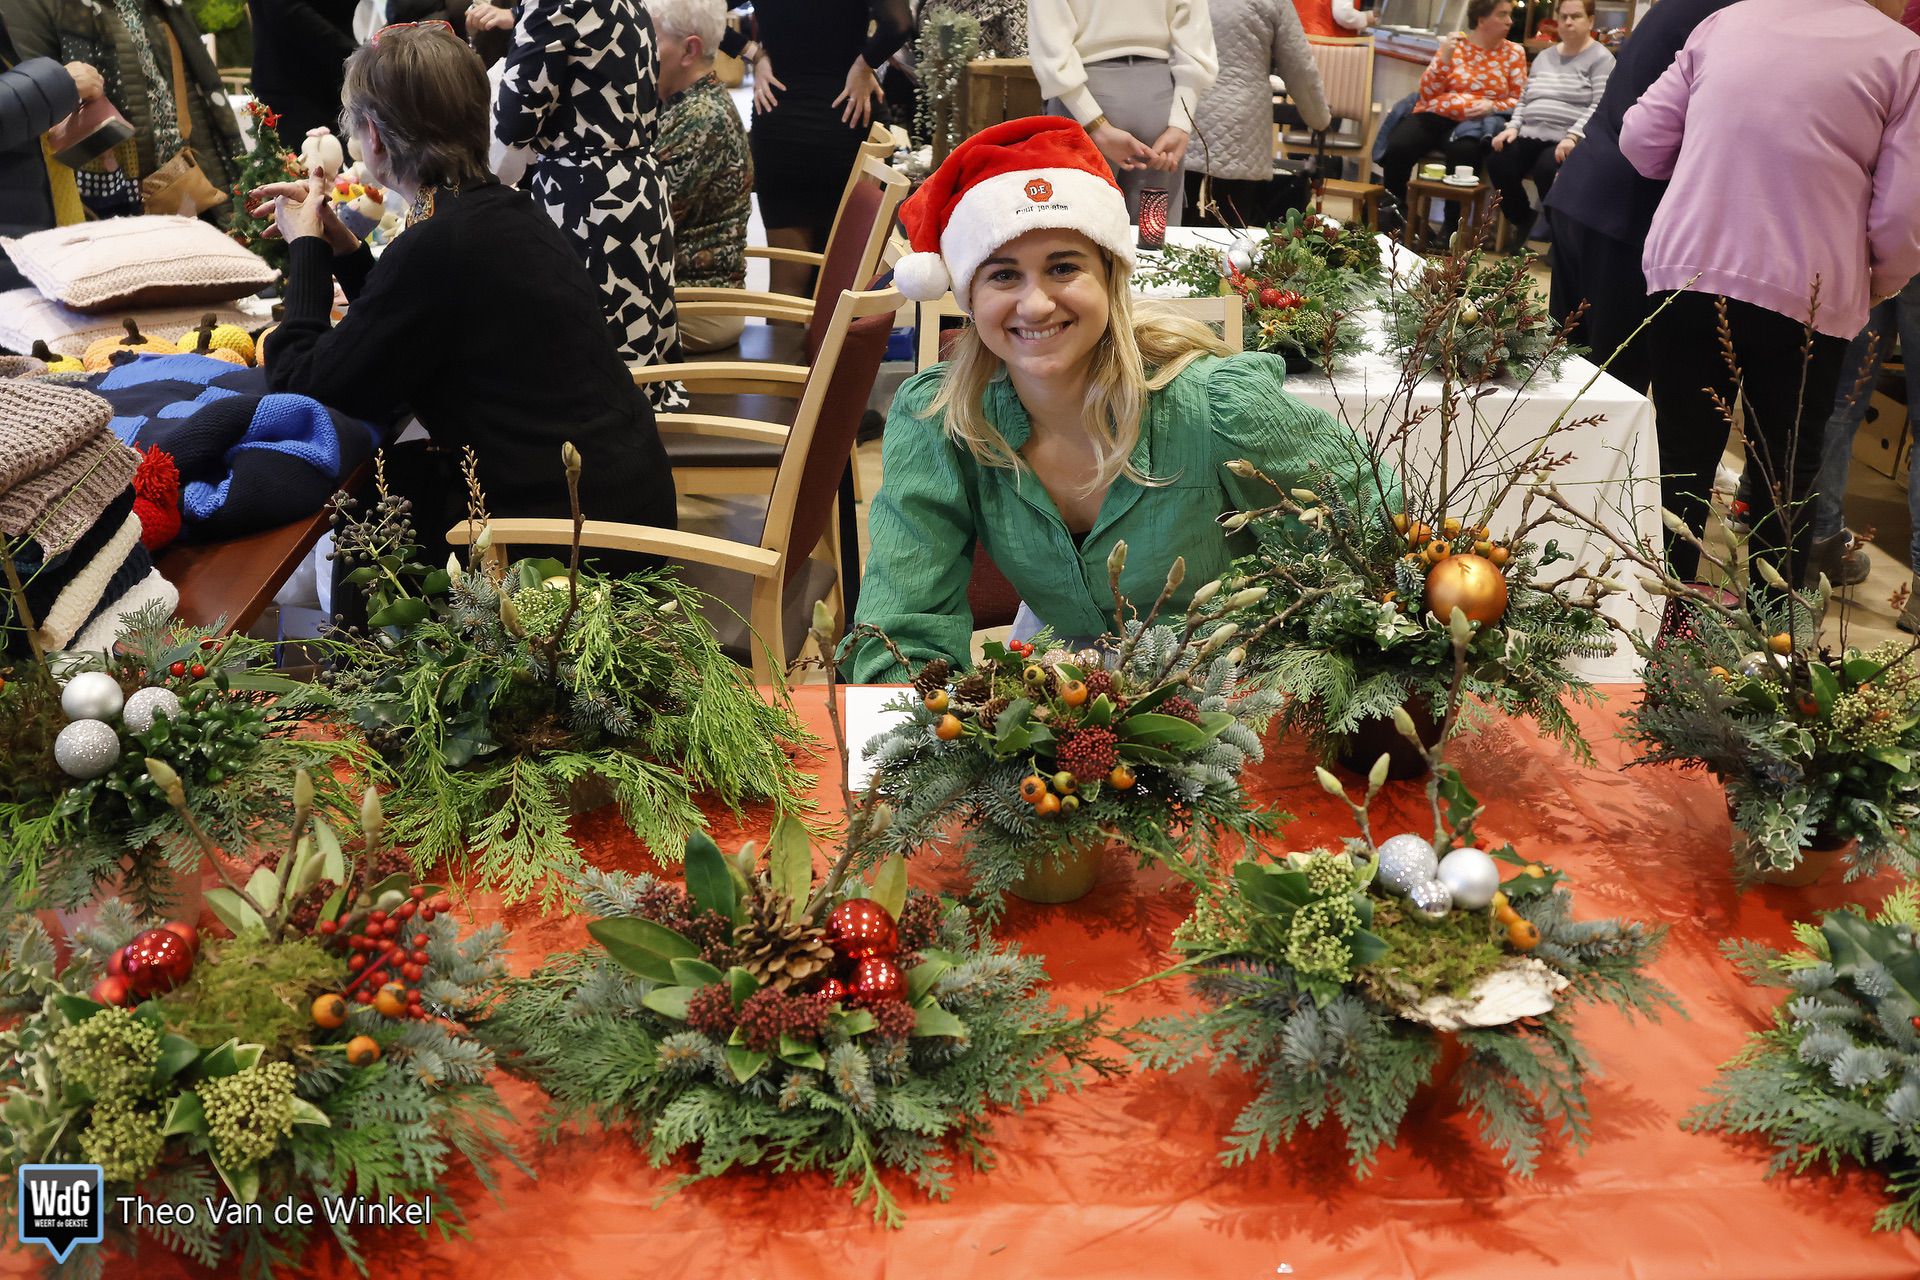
[[895, 116, 1134, 314]]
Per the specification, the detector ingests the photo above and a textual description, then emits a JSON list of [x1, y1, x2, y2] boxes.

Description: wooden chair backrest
[[805, 157, 909, 362]]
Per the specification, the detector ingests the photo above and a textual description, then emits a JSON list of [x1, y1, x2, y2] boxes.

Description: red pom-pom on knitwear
[[131, 445, 181, 551]]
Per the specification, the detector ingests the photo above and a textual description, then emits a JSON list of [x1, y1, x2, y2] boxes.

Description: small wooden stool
[[1317, 178, 1385, 231], [1404, 175, 1495, 255]]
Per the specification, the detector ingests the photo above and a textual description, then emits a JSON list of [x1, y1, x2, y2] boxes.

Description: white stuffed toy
[[299, 128, 345, 182]]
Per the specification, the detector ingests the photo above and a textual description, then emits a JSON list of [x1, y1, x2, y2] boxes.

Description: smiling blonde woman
[[844, 116, 1382, 683]]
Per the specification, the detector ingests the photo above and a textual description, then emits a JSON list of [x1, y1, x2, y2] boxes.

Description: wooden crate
[[962, 59, 1046, 140]]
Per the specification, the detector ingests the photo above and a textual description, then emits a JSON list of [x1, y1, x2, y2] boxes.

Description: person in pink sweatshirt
[[1619, 0, 1920, 593]]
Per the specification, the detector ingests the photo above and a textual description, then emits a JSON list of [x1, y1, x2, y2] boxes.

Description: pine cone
[[911, 658, 952, 697], [733, 889, 835, 992], [953, 671, 991, 705], [979, 695, 1011, 729]]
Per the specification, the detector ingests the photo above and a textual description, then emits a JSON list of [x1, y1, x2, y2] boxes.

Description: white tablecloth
[[1137, 227, 1659, 683]]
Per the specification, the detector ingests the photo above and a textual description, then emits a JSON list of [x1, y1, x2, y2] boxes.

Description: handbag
[[139, 26, 227, 216], [44, 96, 136, 168]]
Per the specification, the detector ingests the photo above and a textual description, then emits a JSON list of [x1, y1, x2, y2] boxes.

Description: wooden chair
[[1278, 36, 1385, 227], [451, 288, 902, 684], [673, 124, 895, 333]]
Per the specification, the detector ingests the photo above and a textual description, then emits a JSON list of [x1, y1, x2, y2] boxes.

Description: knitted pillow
[[0, 289, 253, 357], [1, 216, 275, 313]]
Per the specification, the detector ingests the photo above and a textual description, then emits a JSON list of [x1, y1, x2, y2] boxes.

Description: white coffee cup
[[1452, 164, 1475, 181]]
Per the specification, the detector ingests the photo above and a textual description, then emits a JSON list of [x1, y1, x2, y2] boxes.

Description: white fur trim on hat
[[894, 251, 952, 302], [939, 167, 1134, 313]]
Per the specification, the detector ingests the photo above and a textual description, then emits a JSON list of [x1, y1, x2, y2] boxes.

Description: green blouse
[[846, 351, 1383, 683]]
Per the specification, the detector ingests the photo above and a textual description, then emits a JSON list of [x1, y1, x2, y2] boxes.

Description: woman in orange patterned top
[[1377, 0, 1527, 229]]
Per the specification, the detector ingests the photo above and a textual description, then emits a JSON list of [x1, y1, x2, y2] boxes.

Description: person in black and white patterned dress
[[490, 0, 685, 408]]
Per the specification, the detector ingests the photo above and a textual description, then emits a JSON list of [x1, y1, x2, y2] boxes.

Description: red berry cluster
[[1157, 695, 1201, 724], [1079, 669, 1116, 703], [315, 886, 449, 1018], [686, 983, 738, 1038], [867, 999, 918, 1040], [634, 883, 739, 968], [1005, 639, 1035, 659], [894, 894, 943, 963], [1055, 726, 1121, 782], [734, 986, 833, 1052]]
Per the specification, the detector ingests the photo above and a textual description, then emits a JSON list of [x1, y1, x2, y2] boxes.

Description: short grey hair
[[643, 0, 725, 51]]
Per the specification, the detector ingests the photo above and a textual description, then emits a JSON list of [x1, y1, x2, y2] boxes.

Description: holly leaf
[[587, 918, 698, 984], [51, 995, 105, 1024], [682, 831, 738, 923], [366, 597, 429, 629], [994, 698, 1033, 739]]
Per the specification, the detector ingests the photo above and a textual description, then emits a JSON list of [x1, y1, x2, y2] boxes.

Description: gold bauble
[[1424, 552, 1508, 627]]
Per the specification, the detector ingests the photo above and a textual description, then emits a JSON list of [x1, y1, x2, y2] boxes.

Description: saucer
[[1442, 175, 1480, 186]]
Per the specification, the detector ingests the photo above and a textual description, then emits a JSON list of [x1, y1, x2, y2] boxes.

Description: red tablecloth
[[11, 686, 1917, 1279]]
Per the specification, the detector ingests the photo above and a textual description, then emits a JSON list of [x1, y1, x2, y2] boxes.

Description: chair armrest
[[654, 412, 790, 446], [675, 287, 814, 319], [631, 360, 810, 388], [675, 296, 814, 327], [746, 246, 825, 267], [446, 517, 781, 578]]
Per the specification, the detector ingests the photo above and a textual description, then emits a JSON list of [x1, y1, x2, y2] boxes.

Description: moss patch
[[148, 932, 340, 1058], [1357, 899, 1506, 1002]]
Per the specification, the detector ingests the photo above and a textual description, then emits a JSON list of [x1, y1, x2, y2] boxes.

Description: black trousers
[[1547, 209, 1655, 393], [1485, 135, 1557, 229], [1649, 291, 1848, 588], [1379, 112, 1483, 212], [1182, 171, 1307, 229]]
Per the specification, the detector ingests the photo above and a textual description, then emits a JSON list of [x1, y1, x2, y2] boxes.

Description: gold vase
[[1008, 836, 1105, 905]]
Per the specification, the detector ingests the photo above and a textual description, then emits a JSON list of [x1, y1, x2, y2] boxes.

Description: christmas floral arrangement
[[1689, 890, 1920, 1232], [1134, 228, 1364, 371], [1217, 436, 1615, 773], [0, 775, 522, 1278], [1626, 590, 1920, 882], [1384, 245, 1573, 383], [1132, 669, 1678, 1176], [320, 447, 815, 906], [856, 546, 1285, 915], [481, 635, 1116, 1227], [0, 602, 364, 917]]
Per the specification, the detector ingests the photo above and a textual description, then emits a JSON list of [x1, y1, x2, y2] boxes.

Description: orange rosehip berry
[[1061, 680, 1088, 707], [311, 993, 347, 1029], [1769, 632, 1793, 656], [923, 689, 950, 713], [1108, 765, 1136, 790], [935, 714, 964, 740], [1034, 791, 1062, 817], [1488, 545, 1510, 565], [1019, 775, 1048, 804], [374, 983, 408, 1019], [345, 1035, 381, 1066], [1506, 919, 1541, 951]]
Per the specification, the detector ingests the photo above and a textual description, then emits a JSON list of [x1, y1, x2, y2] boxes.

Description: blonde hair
[[924, 256, 1229, 493]]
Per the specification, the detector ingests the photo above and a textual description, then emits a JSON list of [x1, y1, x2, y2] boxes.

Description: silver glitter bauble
[[122, 686, 183, 734], [1737, 650, 1787, 679], [1408, 878, 1453, 918], [54, 719, 121, 779], [1375, 833, 1438, 895], [1437, 846, 1500, 909], [1226, 246, 1255, 273], [60, 671, 124, 722]]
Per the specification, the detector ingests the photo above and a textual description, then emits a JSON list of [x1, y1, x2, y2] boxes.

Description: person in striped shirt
[[1486, 0, 1613, 248]]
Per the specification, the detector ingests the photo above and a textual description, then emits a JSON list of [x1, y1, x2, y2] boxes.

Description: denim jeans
[[1810, 275, 1920, 568]]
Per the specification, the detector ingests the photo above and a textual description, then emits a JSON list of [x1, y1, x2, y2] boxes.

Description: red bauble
[[121, 929, 194, 996], [160, 921, 200, 956], [826, 899, 899, 961], [817, 978, 850, 1004], [107, 948, 127, 978], [1259, 286, 1285, 309], [849, 955, 906, 1006], [89, 975, 130, 1007]]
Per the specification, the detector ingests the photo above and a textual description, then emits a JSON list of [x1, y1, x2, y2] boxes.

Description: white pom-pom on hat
[[893, 251, 952, 303]]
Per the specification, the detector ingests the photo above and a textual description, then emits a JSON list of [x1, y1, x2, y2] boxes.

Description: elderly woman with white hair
[[645, 0, 753, 353]]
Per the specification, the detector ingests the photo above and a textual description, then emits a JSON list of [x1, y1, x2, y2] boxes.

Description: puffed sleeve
[[1206, 352, 1397, 529], [845, 368, 980, 683]]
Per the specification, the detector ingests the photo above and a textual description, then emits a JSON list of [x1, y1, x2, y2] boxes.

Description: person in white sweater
[[1026, 0, 1219, 224]]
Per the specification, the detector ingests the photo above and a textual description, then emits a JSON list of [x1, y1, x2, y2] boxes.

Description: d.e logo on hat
[[1024, 177, 1053, 202]]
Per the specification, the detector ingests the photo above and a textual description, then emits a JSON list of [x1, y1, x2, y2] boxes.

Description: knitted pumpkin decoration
[[83, 319, 175, 371], [29, 341, 84, 373], [177, 312, 254, 364], [131, 444, 182, 552], [179, 316, 249, 366]]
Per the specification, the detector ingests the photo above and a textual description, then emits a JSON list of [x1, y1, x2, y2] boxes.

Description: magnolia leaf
[[588, 917, 698, 984], [641, 985, 696, 1020], [669, 957, 723, 988], [163, 1090, 206, 1137], [726, 966, 758, 1008], [869, 856, 908, 920], [778, 1033, 826, 1071], [1118, 713, 1208, 749], [906, 956, 952, 1004], [244, 865, 282, 914], [154, 1034, 199, 1084], [203, 887, 264, 936], [910, 1002, 966, 1038], [683, 831, 738, 923], [832, 1008, 877, 1037], [1117, 742, 1181, 765], [288, 1097, 331, 1128], [313, 821, 346, 886], [51, 994, 105, 1024], [725, 1044, 769, 1083], [212, 1156, 261, 1206], [1809, 663, 1840, 717], [768, 815, 813, 920]]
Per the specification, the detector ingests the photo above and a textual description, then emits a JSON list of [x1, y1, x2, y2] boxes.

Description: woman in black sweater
[[738, 0, 912, 297], [249, 25, 676, 560]]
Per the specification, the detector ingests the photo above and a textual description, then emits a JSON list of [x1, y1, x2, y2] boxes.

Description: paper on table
[[843, 685, 914, 791]]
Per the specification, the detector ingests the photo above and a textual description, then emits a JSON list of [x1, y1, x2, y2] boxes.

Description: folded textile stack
[[0, 379, 176, 657]]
